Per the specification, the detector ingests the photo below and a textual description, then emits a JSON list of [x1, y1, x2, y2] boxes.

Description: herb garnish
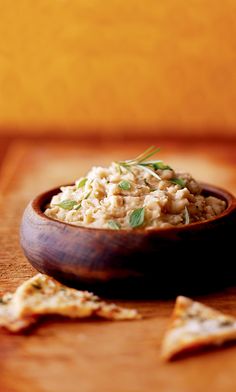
[[170, 178, 185, 188], [84, 190, 92, 199], [152, 162, 172, 170], [129, 207, 145, 228], [55, 200, 79, 210], [77, 178, 88, 188], [108, 220, 121, 230], [116, 146, 162, 180], [56, 189, 92, 211], [116, 146, 172, 181], [184, 206, 190, 225], [74, 204, 82, 210], [118, 180, 131, 191]]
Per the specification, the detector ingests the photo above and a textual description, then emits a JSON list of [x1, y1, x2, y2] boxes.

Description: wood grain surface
[[0, 139, 236, 392], [1, 1, 236, 137]]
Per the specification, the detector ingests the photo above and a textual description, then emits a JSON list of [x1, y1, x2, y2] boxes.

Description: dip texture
[[45, 148, 226, 229]]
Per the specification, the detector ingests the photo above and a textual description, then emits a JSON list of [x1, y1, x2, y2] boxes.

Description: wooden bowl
[[20, 183, 236, 297]]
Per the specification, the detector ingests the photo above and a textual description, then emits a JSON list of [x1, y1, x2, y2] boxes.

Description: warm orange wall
[[0, 1, 236, 137]]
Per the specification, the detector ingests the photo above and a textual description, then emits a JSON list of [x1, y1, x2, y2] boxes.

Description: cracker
[[0, 293, 37, 332], [0, 274, 140, 332], [161, 296, 236, 361]]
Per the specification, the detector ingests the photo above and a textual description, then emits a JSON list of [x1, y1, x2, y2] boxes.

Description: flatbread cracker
[[0, 274, 140, 332], [0, 293, 37, 332], [161, 296, 236, 361], [12, 274, 101, 319]]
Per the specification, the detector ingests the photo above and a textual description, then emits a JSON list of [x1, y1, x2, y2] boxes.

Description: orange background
[[0, 1, 236, 138]]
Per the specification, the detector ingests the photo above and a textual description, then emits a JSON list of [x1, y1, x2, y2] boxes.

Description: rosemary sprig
[[137, 164, 161, 180], [116, 146, 168, 180], [131, 146, 161, 164]]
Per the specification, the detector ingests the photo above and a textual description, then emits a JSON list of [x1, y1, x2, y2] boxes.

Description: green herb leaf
[[108, 220, 121, 230], [152, 161, 172, 171], [77, 178, 88, 188], [184, 206, 190, 225], [55, 200, 79, 210], [129, 208, 145, 228], [118, 180, 131, 191], [74, 203, 82, 210], [85, 190, 92, 199], [170, 178, 185, 188]]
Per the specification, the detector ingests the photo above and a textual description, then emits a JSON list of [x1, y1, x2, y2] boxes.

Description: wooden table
[[0, 138, 236, 392]]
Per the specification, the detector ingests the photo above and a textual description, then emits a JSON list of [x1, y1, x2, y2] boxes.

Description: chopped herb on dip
[[55, 200, 78, 210], [45, 147, 226, 229], [129, 208, 145, 228], [119, 181, 131, 191], [170, 178, 186, 188], [108, 221, 121, 230], [77, 178, 88, 188]]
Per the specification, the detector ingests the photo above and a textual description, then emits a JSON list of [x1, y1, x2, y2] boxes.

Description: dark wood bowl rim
[[31, 183, 236, 234]]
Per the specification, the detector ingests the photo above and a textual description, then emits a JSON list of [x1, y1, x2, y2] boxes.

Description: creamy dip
[[45, 149, 226, 230]]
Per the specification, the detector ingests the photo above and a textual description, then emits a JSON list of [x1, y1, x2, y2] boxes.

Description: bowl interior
[[34, 182, 235, 231]]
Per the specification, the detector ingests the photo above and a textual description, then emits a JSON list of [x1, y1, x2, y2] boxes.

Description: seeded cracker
[[0, 274, 141, 332], [0, 293, 37, 332], [161, 296, 236, 360]]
